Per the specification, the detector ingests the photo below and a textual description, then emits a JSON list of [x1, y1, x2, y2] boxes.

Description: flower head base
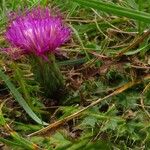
[[5, 7, 71, 59]]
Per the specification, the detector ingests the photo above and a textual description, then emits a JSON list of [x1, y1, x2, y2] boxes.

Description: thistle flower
[[5, 7, 71, 59], [5, 7, 71, 99]]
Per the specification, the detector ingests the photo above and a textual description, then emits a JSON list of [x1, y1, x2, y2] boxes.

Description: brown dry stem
[[28, 74, 150, 137]]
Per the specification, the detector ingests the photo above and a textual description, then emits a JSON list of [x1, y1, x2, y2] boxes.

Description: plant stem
[[30, 54, 65, 100]]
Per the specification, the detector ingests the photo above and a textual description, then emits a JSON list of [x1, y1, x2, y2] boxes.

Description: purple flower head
[[5, 7, 71, 59]]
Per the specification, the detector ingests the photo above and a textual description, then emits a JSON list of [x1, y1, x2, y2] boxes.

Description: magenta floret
[[5, 7, 71, 58]]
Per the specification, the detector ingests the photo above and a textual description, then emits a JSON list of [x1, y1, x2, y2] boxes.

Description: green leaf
[[50, 132, 71, 148], [73, 0, 150, 23], [85, 141, 110, 150], [58, 57, 87, 66], [0, 102, 6, 126], [0, 68, 48, 125], [81, 116, 97, 127], [0, 138, 22, 147]]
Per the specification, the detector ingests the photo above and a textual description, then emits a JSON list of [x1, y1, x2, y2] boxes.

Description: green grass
[[0, 0, 150, 149]]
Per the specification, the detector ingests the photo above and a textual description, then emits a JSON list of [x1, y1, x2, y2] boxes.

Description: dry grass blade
[[116, 30, 150, 57], [28, 74, 150, 137]]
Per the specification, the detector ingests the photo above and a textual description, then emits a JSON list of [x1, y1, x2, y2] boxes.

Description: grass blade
[[73, 0, 150, 23], [0, 68, 48, 125]]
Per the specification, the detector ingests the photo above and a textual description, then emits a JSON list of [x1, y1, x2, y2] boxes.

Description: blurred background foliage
[[0, 0, 150, 149]]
